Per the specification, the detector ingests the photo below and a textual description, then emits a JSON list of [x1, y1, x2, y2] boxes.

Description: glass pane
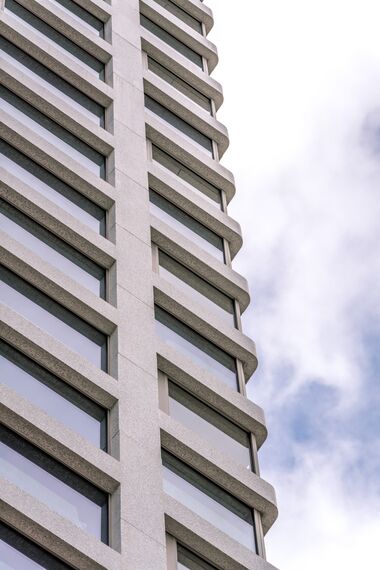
[[0, 37, 104, 126], [177, 544, 217, 570], [53, 0, 104, 36], [162, 451, 256, 551], [0, 522, 72, 569], [0, 267, 108, 371], [0, 342, 107, 450], [145, 95, 213, 156], [158, 251, 235, 326], [150, 190, 224, 261], [147, 57, 211, 112], [0, 202, 106, 297], [155, 307, 237, 389], [151, 145, 221, 208], [4, 0, 104, 78], [152, 0, 203, 33], [0, 141, 106, 235], [0, 426, 108, 542], [0, 87, 105, 178], [140, 15, 203, 68], [168, 382, 252, 470]]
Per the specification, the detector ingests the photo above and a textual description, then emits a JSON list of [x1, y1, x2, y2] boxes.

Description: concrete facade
[[0, 0, 278, 569]]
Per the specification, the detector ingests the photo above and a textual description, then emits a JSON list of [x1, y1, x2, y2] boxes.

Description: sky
[[208, 1, 380, 568]]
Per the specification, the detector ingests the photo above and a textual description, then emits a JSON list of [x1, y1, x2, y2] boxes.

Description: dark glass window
[[1, 267, 108, 371], [145, 95, 213, 156], [168, 381, 252, 469], [177, 544, 217, 570], [150, 190, 224, 261], [151, 145, 221, 207], [0, 141, 106, 235], [153, 0, 203, 33], [0, 202, 106, 297], [0, 87, 106, 178], [155, 306, 237, 389], [0, 37, 105, 126], [162, 451, 256, 551], [147, 57, 211, 113], [0, 522, 73, 569], [0, 426, 109, 542], [140, 15, 203, 68], [158, 250, 235, 325], [0, 342, 107, 450], [53, 0, 104, 37], [4, 0, 105, 79]]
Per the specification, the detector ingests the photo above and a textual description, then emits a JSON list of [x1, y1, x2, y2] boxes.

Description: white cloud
[[208, 1, 380, 568]]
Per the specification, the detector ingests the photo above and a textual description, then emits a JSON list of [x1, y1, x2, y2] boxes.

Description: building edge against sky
[[0, 0, 278, 569]]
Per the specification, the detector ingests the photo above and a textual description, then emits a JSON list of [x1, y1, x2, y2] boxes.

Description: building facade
[[0, 0, 278, 569]]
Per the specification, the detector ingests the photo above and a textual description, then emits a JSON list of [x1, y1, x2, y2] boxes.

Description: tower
[[0, 0, 278, 569]]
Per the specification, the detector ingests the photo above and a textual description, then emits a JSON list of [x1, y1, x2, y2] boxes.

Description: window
[[4, 0, 105, 79], [151, 145, 222, 208], [158, 250, 235, 326], [53, 0, 104, 37], [145, 95, 213, 156], [0, 37, 105, 126], [147, 57, 211, 113], [1, 87, 106, 178], [141, 15, 203, 68], [0, 201, 106, 298], [0, 142, 106, 235], [177, 544, 217, 570], [0, 522, 73, 569], [162, 451, 256, 551], [0, 426, 109, 542], [0, 342, 107, 450], [1, 267, 108, 371], [153, 0, 203, 33], [155, 306, 237, 390], [168, 381, 252, 470], [150, 190, 224, 261]]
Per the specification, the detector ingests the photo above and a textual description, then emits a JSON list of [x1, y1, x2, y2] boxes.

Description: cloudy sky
[[209, 1, 380, 568]]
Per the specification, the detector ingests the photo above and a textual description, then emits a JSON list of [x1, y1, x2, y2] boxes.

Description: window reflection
[[155, 307, 237, 390], [0, 342, 107, 450], [162, 451, 256, 551], [0, 426, 108, 542], [150, 190, 224, 261], [1, 267, 108, 371], [0, 202, 106, 297], [53, 0, 104, 37], [168, 381, 252, 470], [0, 142, 106, 235], [177, 544, 217, 570]]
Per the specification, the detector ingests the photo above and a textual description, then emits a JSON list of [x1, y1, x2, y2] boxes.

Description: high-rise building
[[0, 0, 278, 568]]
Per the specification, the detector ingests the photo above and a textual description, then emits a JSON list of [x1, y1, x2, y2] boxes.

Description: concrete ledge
[[164, 495, 279, 570], [1, 111, 115, 208], [65, 0, 112, 21], [153, 273, 258, 378], [141, 28, 224, 109], [140, 0, 218, 72], [1, 234, 118, 334], [14, 0, 113, 62], [156, 340, 267, 446], [148, 161, 242, 257], [151, 215, 251, 311], [143, 70, 229, 155], [0, 306, 119, 405], [1, 386, 121, 493], [163, 0, 214, 34], [0, 15, 113, 106], [0, 170, 115, 267], [0, 478, 121, 569], [160, 412, 278, 533], [146, 112, 236, 201]]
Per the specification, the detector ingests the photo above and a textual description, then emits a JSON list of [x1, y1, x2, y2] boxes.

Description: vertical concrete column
[[111, 1, 167, 567]]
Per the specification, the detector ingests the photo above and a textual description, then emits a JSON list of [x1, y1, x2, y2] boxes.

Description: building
[[0, 0, 278, 568]]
